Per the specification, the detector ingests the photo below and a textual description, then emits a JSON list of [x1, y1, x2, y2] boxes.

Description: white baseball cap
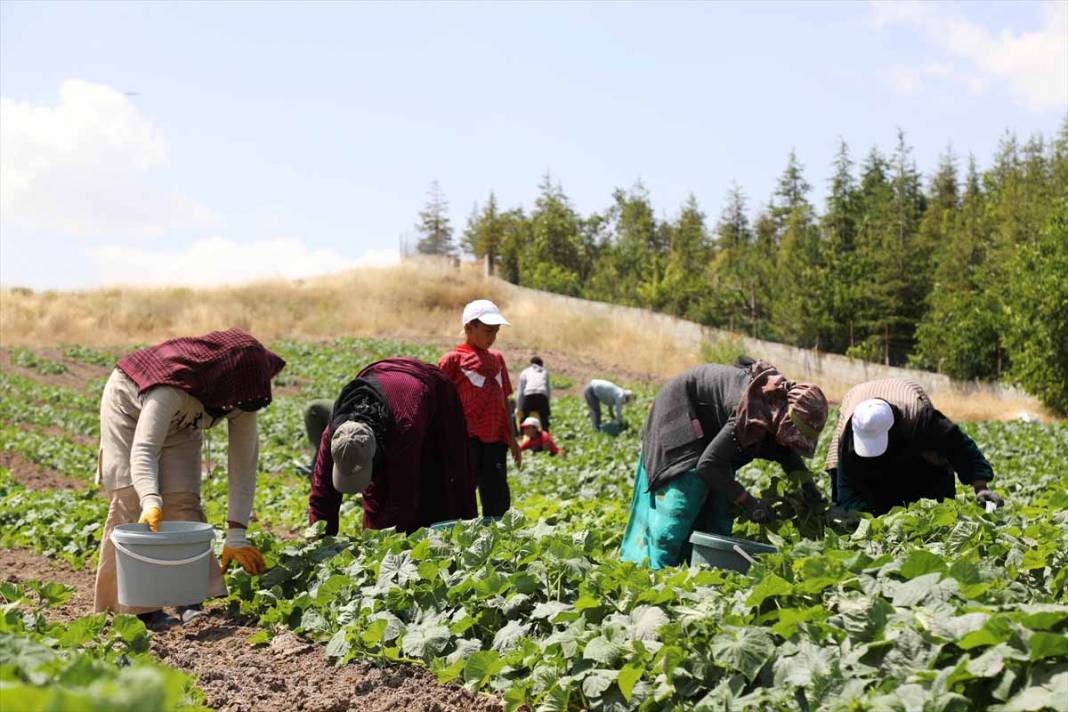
[[462, 299, 510, 328], [521, 416, 542, 429], [851, 398, 894, 458]]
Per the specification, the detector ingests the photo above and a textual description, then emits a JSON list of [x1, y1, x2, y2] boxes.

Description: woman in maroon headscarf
[[620, 358, 829, 569], [94, 328, 285, 625]]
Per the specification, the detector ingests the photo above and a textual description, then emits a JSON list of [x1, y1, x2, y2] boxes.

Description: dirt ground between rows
[[0, 347, 111, 391], [0, 548, 503, 712], [1, 450, 87, 490]]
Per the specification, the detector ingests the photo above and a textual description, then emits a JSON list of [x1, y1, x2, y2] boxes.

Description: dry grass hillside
[[0, 259, 698, 373], [0, 258, 1049, 420]]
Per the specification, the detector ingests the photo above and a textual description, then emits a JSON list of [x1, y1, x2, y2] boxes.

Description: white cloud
[[0, 79, 216, 237], [89, 237, 399, 287], [871, 0, 1068, 112]]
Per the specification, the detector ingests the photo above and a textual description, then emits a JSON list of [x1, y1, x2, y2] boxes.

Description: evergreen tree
[[497, 208, 529, 285], [662, 194, 710, 318], [821, 139, 862, 352], [607, 183, 662, 307], [1000, 199, 1068, 415], [705, 184, 756, 332], [415, 180, 455, 256], [913, 157, 1000, 378], [525, 175, 583, 295], [462, 192, 504, 271], [770, 152, 825, 347]]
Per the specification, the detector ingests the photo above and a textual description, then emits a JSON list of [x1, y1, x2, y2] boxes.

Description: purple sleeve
[[308, 426, 342, 535]]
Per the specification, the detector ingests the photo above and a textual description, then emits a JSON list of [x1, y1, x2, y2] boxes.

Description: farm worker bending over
[[94, 329, 285, 625], [518, 416, 564, 457], [825, 379, 1003, 515], [620, 359, 828, 569], [307, 358, 476, 535], [584, 379, 633, 432], [438, 299, 521, 517], [516, 355, 552, 432], [296, 398, 335, 476]]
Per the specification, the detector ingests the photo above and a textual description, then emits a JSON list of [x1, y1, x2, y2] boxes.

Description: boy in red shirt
[[438, 300, 521, 516], [518, 416, 564, 457]]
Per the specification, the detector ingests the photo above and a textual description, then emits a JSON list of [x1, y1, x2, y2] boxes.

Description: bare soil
[[0, 548, 97, 622], [0, 450, 87, 490], [0, 347, 111, 391], [0, 548, 503, 712]]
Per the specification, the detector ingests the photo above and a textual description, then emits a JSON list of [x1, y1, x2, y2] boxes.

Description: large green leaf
[[710, 628, 776, 682]]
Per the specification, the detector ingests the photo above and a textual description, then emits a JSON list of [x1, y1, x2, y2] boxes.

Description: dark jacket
[[308, 358, 477, 535], [836, 405, 994, 515], [640, 364, 807, 501]]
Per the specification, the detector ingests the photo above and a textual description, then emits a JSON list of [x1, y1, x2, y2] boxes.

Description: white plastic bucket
[[111, 521, 215, 607]]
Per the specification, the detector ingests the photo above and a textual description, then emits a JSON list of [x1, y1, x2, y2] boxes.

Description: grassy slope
[[0, 259, 1050, 421]]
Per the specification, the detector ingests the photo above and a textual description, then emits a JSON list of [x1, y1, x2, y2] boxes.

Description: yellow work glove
[[137, 504, 162, 532], [221, 527, 267, 575]]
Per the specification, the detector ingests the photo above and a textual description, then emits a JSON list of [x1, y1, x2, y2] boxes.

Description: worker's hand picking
[[975, 488, 1003, 509], [221, 527, 267, 575], [742, 495, 779, 524]]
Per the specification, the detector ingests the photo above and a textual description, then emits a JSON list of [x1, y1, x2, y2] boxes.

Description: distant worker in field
[[584, 378, 633, 434], [516, 355, 552, 432], [438, 299, 521, 517], [825, 379, 1003, 516], [95, 329, 286, 626], [518, 416, 564, 457], [297, 397, 334, 476], [307, 358, 476, 535], [620, 359, 828, 569]]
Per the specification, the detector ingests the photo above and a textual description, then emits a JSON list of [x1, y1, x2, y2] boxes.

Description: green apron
[[619, 453, 734, 569]]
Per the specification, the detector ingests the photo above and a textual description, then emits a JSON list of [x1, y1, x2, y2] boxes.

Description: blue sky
[[1, 1, 1065, 289]]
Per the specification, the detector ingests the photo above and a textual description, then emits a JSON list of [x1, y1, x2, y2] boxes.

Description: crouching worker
[[584, 379, 633, 433], [621, 360, 828, 569], [95, 329, 285, 626], [825, 379, 1003, 516], [296, 398, 335, 476], [308, 358, 477, 535], [518, 416, 563, 457]]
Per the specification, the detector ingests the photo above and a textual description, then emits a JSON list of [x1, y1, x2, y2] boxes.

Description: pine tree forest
[[445, 125, 1068, 414]]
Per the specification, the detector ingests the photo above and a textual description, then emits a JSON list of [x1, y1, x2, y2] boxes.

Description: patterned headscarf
[[778, 382, 828, 457], [734, 360, 827, 457], [118, 328, 286, 412]]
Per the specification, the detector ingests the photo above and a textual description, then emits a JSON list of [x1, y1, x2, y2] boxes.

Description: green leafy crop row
[[1, 338, 1065, 711], [0, 580, 206, 711]]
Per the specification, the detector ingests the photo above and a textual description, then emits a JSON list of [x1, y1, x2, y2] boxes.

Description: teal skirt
[[619, 454, 734, 569]]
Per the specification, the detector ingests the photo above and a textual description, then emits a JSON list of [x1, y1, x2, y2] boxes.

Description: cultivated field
[[1, 337, 1065, 711]]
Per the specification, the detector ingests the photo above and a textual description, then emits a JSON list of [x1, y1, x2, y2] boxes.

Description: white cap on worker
[[521, 416, 541, 429], [851, 398, 894, 458], [462, 299, 510, 328]]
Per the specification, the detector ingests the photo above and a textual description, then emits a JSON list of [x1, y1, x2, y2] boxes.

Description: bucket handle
[[732, 544, 759, 566], [113, 540, 214, 567]]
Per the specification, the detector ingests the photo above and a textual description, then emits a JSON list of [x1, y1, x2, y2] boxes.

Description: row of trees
[[415, 124, 1068, 413]]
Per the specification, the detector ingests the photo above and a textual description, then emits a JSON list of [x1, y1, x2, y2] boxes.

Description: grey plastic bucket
[[111, 521, 215, 607], [689, 531, 777, 573]]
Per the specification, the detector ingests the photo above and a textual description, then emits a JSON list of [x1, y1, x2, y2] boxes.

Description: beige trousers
[[93, 486, 227, 614]]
